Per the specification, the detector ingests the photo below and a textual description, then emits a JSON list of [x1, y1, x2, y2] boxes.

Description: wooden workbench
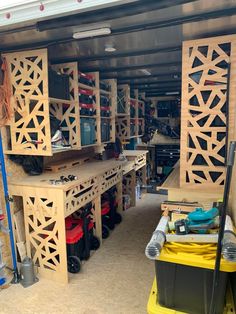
[[9, 159, 125, 283], [9, 153, 147, 284], [157, 161, 223, 206], [123, 150, 148, 206]]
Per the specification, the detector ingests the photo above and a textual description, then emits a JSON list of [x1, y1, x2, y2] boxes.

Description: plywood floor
[[1, 194, 164, 314]]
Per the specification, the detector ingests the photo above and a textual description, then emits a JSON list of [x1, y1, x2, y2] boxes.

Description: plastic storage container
[[101, 119, 110, 142], [100, 81, 111, 92], [138, 120, 143, 135], [80, 118, 96, 146], [66, 202, 100, 273], [154, 247, 236, 314], [48, 68, 70, 100], [138, 102, 143, 117], [147, 277, 235, 314], [78, 71, 95, 87], [130, 120, 136, 136], [130, 105, 136, 118]]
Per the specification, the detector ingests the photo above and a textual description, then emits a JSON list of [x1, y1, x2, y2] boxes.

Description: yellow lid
[[157, 243, 236, 272]]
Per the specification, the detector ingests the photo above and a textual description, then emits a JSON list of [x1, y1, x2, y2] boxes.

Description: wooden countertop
[[9, 151, 148, 191], [161, 161, 180, 190], [123, 149, 148, 156], [136, 144, 155, 148], [158, 161, 224, 194], [9, 159, 126, 191]]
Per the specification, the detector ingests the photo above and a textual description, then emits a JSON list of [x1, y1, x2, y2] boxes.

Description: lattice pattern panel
[[134, 154, 146, 170], [24, 195, 62, 273], [123, 172, 136, 207], [64, 177, 99, 217], [9, 96, 51, 155], [116, 117, 130, 141], [136, 167, 147, 186], [100, 165, 123, 193], [123, 174, 133, 195], [4, 49, 52, 155], [180, 36, 236, 188], [6, 49, 48, 99], [50, 100, 80, 149]]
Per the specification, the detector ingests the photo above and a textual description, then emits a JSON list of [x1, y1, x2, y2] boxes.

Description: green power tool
[[175, 207, 219, 235]]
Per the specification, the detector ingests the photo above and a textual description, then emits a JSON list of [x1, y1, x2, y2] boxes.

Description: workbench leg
[[116, 180, 123, 214], [23, 189, 68, 284], [123, 170, 136, 208], [93, 196, 102, 244], [142, 165, 147, 186]]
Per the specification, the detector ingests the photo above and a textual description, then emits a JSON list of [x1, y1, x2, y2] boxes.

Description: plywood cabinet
[[2, 49, 117, 156]]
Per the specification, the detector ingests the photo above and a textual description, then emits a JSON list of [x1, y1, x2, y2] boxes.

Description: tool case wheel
[[102, 225, 110, 239], [90, 236, 100, 250], [115, 213, 122, 224], [103, 215, 115, 230], [67, 256, 81, 273]]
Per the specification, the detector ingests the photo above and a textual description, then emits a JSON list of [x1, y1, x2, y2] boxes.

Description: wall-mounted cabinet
[[115, 85, 145, 142], [130, 89, 145, 138], [116, 84, 130, 142], [100, 79, 116, 144], [2, 48, 117, 156]]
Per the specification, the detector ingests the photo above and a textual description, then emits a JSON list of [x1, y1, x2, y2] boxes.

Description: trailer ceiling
[[1, 0, 236, 96]]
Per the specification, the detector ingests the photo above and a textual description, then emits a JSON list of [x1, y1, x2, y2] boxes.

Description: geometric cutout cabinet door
[[180, 35, 236, 189], [3, 49, 52, 155], [3, 50, 81, 156]]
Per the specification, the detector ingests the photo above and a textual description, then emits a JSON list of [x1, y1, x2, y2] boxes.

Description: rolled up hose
[[145, 216, 169, 260], [222, 215, 236, 262]]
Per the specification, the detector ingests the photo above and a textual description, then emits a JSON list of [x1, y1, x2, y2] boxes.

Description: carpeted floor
[[1, 194, 165, 314]]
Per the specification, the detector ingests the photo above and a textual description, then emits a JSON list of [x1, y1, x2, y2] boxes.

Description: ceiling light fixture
[[105, 43, 116, 52], [73, 27, 111, 39], [165, 91, 180, 95], [140, 69, 152, 76]]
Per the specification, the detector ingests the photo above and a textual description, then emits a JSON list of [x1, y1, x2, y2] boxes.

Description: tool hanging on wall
[[209, 141, 236, 314], [0, 131, 20, 283]]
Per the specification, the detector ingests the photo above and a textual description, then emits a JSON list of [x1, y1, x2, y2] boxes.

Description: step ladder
[[0, 131, 19, 283]]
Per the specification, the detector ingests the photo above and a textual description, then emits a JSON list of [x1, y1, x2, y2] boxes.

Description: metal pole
[[0, 131, 19, 283], [209, 141, 236, 314]]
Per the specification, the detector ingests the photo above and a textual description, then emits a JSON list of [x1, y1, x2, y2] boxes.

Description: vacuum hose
[[145, 216, 169, 260], [222, 215, 236, 262]]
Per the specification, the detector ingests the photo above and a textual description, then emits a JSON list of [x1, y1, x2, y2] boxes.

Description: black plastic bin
[[155, 260, 228, 314], [101, 119, 110, 142], [48, 68, 70, 100]]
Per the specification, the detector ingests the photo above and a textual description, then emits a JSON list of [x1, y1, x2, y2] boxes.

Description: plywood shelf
[[116, 113, 129, 116], [49, 97, 75, 104], [100, 89, 111, 95], [80, 115, 98, 118], [2, 50, 118, 154], [78, 83, 97, 91], [52, 147, 73, 154]]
